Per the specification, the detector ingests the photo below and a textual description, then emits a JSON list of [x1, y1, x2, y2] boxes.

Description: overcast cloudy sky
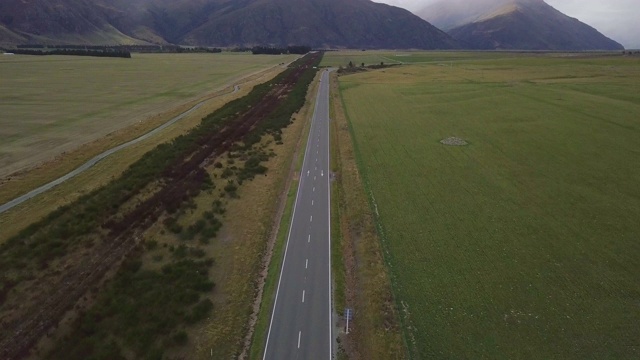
[[376, 0, 639, 49]]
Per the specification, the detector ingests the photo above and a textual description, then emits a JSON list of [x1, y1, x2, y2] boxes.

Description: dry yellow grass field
[[0, 61, 290, 243], [0, 53, 295, 178]]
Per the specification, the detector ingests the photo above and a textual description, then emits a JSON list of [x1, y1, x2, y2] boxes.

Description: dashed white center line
[[302, 290, 306, 303], [307, 170, 309, 177], [312, 200, 314, 206], [298, 331, 302, 349], [308, 234, 311, 243], [306, 259, 308, 268], [314, 176, 317, 180], [313, 187, 315, 192], [310, 215, 313, 222]]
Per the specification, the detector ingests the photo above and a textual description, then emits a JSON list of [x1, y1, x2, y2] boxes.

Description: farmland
[[320, 50, 525, 68], [0, 53, 321, 359], [0, 53, 295, 178], [334, 52, 640, 358]]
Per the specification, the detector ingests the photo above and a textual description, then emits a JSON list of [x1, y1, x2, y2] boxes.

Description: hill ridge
[[0, 0, 458, 49], [418, 0, 623, 51]]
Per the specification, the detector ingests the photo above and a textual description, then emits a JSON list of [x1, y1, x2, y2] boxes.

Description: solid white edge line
[[262, 71, 320, 360], [326, 70, 334, 360]]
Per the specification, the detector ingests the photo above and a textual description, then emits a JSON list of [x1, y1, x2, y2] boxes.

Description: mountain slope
[[0, 0, 149, 46], [418, 0, 623, 51], [418, 0, 509, 31], [181, 0, 457, 49], [0, 0, 458, 49]]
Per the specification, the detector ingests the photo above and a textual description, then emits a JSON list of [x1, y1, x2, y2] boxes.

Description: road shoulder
[[329, 71, 407, 360]]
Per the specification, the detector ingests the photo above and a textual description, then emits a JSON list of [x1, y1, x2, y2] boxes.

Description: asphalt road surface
[[263, 69, 333, 360], [0, 85, 241, 215]]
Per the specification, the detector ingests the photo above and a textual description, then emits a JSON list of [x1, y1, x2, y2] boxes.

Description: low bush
[[46, 258, 214, 359]]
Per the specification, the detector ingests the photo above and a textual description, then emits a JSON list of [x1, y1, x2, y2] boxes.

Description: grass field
[[0, 53, 295, 178], [0, 64, 287, 243], [336, 52, 640, 358], [320, 50, 537, 68], [320, 50, 633, 68]]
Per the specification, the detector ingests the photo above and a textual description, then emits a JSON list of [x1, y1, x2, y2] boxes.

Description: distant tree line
[[18, 44, 148, 52], [175, 46, 222, 53], [337, 60, 400, 74], [12, 43, 313, 55], [17, 44, 120, 50], [252, 45, 311, 55], [15, 44, 223, 54], [11, 48, 132, 58]]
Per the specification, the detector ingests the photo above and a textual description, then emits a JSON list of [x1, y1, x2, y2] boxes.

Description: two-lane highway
[[263, 69, 333, 359]]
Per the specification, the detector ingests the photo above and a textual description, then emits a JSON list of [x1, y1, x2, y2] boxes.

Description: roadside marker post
[[344, 308, 354, 334]]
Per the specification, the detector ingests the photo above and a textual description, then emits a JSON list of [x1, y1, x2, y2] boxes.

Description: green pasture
[[338, 54, 640, 358], [321, 50, 403, 67], [321, 50, 505, 67], [0, 53, 294, 177], [321, 50, 626, 67]]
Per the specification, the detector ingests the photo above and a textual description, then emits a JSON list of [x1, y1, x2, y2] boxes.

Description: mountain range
[[0, 0, 456, 49], [418, 0, 623, 50], [0, 0, 625, 50]]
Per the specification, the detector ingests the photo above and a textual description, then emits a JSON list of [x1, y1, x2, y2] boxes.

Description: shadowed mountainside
[[0, 0, 149, 45], [0, 0, 458, 49]]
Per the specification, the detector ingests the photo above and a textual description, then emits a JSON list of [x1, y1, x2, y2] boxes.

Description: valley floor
[[331, 51, 640, 358]]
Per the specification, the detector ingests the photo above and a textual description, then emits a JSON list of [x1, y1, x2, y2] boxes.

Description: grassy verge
[[248, 71, 322, 360], [187, 81, 318, 358], [329, 72, 347, 315], [330, 71, 407, 359], [329, 73, 348, 360]]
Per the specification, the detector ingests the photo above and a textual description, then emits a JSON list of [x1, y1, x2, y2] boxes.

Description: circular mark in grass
[[440, 137, 468, 146]]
